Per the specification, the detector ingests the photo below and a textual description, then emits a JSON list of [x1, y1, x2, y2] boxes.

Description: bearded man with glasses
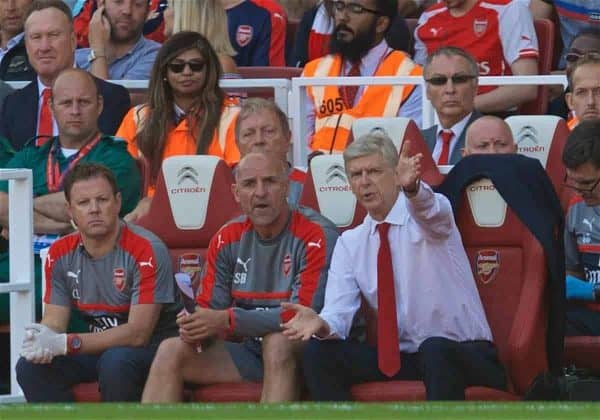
[[301, 0, 423, 154], [421, 46, 481, 166], [563, 120, 600, 337]]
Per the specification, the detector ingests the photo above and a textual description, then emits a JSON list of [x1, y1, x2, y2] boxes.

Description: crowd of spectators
[[0, 0, 599, 403]]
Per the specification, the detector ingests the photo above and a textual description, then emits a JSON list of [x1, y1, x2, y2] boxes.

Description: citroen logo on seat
[[177, 166, 200, 185], [326, 164, 347, 184], [369, 126, 389, 137], [516, 126, 539, 145]]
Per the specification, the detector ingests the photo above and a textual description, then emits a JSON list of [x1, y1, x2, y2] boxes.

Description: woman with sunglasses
[[116, 31, 240, 222], [163, 0, 238, 77]]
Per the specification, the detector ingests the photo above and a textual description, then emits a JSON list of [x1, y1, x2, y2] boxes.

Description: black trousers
[[303, 336, 507, 401]]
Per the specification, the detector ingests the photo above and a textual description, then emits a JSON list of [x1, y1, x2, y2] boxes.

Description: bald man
[[462, 116, 517, 157], [0, 68, 140, 327], [143, 152, 339, 403]]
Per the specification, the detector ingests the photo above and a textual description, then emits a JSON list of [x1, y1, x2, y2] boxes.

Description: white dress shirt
[[319, 183, 492, 353], [431, 112, 472, 163], [303, 40, 423, 143]]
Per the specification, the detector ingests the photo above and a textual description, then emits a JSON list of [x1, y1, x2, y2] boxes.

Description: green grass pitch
[[1, 402, 600, 419]]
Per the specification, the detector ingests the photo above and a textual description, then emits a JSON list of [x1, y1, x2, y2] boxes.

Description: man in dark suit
[[421, 46, 481, 166], [0, 0, 130, 151]]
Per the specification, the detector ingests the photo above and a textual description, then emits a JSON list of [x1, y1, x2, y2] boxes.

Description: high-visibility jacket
[[304, 50, 422, 152], [116, 104, 240, 196], [567, 115, 579, 131]]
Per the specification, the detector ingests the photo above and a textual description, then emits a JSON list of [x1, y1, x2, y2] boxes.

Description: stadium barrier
[[7, 75, 568, 169], [0, 169, 35, 403]]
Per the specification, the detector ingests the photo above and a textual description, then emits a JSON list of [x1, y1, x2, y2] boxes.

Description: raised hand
[[396, 139, 423, 194], [280, 302, 329, 341], [88, 6, 111, 52]]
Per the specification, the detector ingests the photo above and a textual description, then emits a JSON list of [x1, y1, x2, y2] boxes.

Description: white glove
[[23, 323, 67, 358], [20, 346, 54, 364]]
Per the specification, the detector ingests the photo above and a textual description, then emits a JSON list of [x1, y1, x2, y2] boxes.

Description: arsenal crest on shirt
[[282, 254, 292, 277], [113, 268, 126, 292], [475, 250, 500, 284], [179, 253, 204, 289], [236, 25, 253, 47], [473, 18, 488, 38]]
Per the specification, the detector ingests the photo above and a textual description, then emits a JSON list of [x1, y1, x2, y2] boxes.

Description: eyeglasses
[[167, 60, 206, 74], [331, 1, 380, 15], [563, 173, 600, 194], [425, 74, 478, 86], [565, 51, 600, 64]]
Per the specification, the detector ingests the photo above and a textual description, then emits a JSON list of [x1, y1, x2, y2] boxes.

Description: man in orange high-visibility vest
[[302, 0, 422, 154]]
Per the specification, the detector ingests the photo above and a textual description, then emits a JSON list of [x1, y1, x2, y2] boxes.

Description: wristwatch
[[88, 49, 106, 63], [67, 333, 82, 354]]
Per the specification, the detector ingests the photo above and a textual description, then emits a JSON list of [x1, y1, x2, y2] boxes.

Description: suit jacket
[[421, 111, 482, 165], [436, 154, 565, 373], [0, 76, 131, 151]]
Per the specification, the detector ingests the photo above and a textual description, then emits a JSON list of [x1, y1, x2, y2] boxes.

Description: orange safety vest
[[304, 50, 422, 153], [116, 104, 240, 196], [567, 115, 579, 131]]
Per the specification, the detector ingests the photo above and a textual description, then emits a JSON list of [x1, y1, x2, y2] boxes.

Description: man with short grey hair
[[235, 98, 306, 205], [421, 46, 482, 165], [281, 133, 507, 400]]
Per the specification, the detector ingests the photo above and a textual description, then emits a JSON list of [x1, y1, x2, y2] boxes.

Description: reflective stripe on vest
[[305, 51, 422, 152], [567, 115, 579, 131]]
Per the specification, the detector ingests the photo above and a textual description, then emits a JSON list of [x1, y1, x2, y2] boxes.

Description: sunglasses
[[331, 1, 380, 15], [168, 60, 206, 74], [425, 74, 477, 86], [565, 51, 600, 64]]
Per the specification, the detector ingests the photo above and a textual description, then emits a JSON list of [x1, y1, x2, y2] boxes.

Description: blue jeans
[[16, 345, 158, 402], [303, 336, 507, 401]]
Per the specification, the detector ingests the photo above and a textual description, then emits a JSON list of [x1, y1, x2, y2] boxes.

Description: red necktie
[[37, 88, 53, 146], [341, 62, 361, 108], [376, 222, 401, 377], [437, 130, 454, 165]]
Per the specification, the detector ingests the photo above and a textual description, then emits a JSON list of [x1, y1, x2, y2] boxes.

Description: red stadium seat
[[518, 18, 555, 115], [137, 155, 241, 275], [505, 115, 568, 205], [238, 66, 303, 79], [72, 382, 102, 402], [193, 382, 263, 402], [350, 179, 549, 401], [564, 336, 600, 373], [235, 66, 302, 100], [72, 156, 241, 402], [134, 156, 150, 197], [405, 18, 418, 55]]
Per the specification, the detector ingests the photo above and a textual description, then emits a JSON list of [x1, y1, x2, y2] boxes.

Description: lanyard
[[46, 134, 103, 193]]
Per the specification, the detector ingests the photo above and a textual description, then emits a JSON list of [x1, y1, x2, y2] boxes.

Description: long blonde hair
[[170, 0, 237, 57]]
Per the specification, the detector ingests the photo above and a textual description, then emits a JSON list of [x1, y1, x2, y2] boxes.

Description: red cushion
[[564, 336, 600, 372], [72, 382, 101, 402], [350, 381, 519, 401], [193, 382, 263, 402]]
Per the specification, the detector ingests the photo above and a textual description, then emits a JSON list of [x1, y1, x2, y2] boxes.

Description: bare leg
[[142, 338, 242, 403], [260, 333, 305, 402]]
